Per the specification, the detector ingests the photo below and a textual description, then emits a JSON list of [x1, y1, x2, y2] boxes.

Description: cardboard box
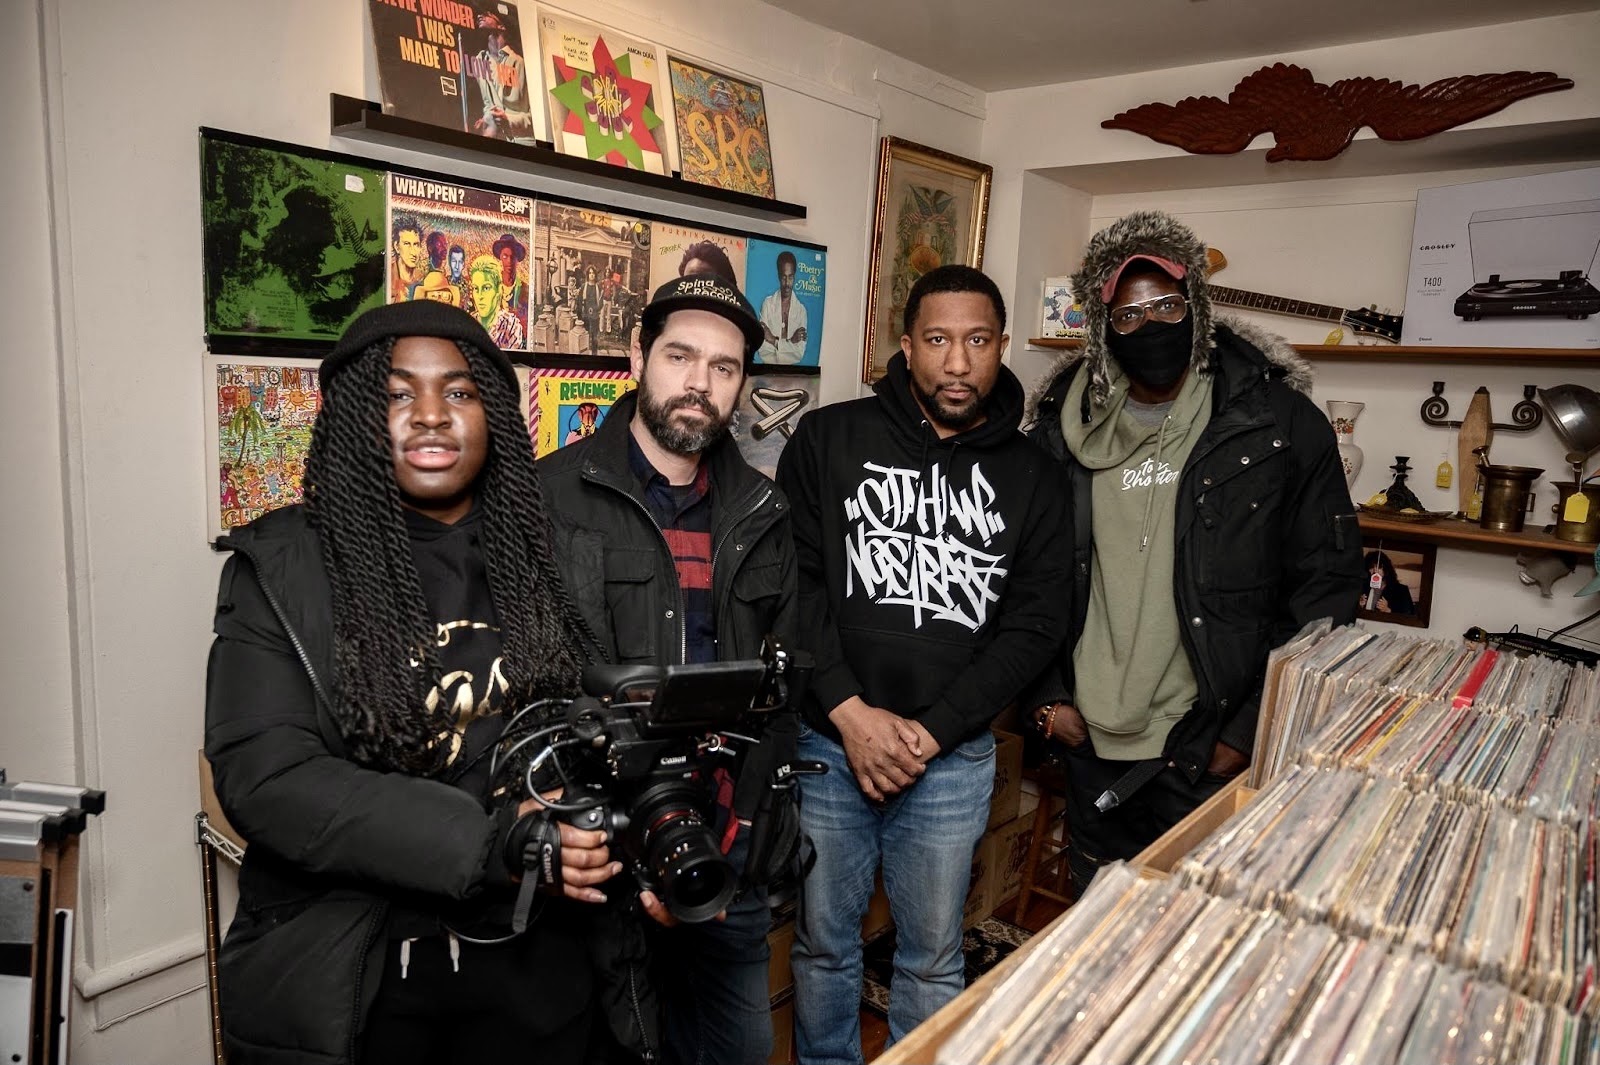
[[986, 812, 1036, 907], [987, 729, 1023, 831], [769, 995, 794, 1064], [767, 920, 796, 1002]]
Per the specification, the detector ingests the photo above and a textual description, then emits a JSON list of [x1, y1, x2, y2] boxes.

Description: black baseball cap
[[641, 274, 764, 360], [320, 300, 518, 392]]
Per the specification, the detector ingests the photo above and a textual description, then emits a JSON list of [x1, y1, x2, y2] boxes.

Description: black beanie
[[320, 301, 519, 391]]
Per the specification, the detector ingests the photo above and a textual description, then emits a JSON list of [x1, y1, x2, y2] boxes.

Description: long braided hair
[[303, 336, 591, 774]]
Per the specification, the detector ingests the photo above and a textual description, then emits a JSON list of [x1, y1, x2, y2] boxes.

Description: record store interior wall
[[4, 0, 1599, 1061], [982, 10, 1600, 646], [4, 1, 983, 1061]]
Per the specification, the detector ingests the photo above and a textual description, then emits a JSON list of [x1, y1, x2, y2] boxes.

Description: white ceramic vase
[[1325, 400, 1365, 490]]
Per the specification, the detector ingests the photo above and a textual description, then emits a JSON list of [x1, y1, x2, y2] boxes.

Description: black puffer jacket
[[538, 389, 799, 821], [205, 506, 591, 1064], [1026, 322, 1363, 778]]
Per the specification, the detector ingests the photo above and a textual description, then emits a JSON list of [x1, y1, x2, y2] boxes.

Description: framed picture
[[861, 137, 992, 383], [1356, 535, 1437, 627], [667, 56, 776, 199], [203, 355, 322, 539]]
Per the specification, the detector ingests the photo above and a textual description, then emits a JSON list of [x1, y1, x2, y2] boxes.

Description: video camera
[[495, 637, 821, 925]]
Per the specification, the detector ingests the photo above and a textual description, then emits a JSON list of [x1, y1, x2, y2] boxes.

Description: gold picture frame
[[861, 137, 993, 383]]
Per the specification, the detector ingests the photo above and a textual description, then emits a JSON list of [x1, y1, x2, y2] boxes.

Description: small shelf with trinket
[[1024, 340, 1600, 366], [1357, 511, 1595, 558]]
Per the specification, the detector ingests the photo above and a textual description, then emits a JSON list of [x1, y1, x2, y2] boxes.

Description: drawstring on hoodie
[[1140, 413, 1174, 552]]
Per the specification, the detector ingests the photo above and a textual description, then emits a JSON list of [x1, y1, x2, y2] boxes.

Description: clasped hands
[[830, 695, 939, 802]]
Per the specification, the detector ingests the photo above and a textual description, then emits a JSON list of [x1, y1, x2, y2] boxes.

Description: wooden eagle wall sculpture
[[1102, 64, 1574, 162]]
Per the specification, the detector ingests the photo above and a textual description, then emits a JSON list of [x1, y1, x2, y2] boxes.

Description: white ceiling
[[776, 0, 1600, 91]]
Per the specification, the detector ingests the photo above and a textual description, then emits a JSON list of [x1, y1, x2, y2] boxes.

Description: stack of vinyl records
[[938, 626, 1600, 1064]]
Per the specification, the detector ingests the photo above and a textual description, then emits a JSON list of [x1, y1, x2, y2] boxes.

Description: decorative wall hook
[[1420, 383, 1543, 432]]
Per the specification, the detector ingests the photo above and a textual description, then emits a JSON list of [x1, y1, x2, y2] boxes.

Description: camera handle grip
[[505, 811, 564, 933], [742, 760, 829, 888]]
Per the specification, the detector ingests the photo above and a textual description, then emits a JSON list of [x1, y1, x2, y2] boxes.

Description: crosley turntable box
[[1402, 166, 1600, 348]]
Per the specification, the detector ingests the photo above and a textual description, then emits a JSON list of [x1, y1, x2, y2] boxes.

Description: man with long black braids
[[540, 273, 798, 1065], [205, 300, 621, 1064]]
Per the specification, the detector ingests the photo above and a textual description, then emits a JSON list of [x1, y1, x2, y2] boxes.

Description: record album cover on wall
[[537, 11, 678, 175], [367, 0, 546, 145], [667, 56, 776, 199]]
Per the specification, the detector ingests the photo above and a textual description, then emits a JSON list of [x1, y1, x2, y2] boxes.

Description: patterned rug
[[860, 917, 1034, 1018]]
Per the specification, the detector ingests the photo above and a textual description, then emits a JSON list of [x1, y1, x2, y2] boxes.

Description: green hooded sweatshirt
[[1062, 363, 1214, 760]]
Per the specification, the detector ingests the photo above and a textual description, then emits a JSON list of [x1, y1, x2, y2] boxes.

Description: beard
[[637, 379, 730, 455], [913, 378, 985, 432]]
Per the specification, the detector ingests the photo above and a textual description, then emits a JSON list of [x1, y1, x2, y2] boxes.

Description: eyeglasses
[[1108, 293, 1189, 335]]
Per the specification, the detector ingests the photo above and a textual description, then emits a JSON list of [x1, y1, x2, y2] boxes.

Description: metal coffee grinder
[[1538, 384, 1600, 543]]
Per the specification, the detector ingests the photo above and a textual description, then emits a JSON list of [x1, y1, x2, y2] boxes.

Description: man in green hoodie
[[1026, 211, 1362, 892]]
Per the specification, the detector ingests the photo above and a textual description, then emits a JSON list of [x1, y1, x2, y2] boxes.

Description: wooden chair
[[1014, 761, 1073, 923]]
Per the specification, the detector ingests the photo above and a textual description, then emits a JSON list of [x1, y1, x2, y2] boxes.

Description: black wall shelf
[[329, 94, 807, 222]]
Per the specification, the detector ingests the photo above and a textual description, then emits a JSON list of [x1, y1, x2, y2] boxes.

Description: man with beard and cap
[[1024, 210, 1362, 894], [539, 272, 799, 1065], [775, 264, 1072, 1063]]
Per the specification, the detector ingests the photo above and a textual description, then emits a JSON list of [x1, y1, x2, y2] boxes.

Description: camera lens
[[627, 781, 738, 923]]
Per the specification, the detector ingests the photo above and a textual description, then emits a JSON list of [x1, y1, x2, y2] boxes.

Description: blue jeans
[[790, 727, 995, 1065], [654, 828, 773, 1065]]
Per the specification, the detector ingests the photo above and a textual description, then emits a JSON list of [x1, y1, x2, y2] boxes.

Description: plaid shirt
[[628, 435, 715, 664]]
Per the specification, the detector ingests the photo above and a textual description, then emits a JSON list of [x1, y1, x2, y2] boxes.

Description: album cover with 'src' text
[[668, 56, 776, 199]]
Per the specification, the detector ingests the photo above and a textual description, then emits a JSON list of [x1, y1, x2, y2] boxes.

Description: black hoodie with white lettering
[[775, 351, 1073, 754]]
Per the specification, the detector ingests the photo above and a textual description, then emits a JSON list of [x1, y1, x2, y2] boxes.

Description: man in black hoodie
[[776, 265, 1071, 1062]]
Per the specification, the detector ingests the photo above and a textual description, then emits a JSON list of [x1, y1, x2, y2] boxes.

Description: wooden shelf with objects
[[1026, 338, 1600, 367], [1358, 512, 1597, 558], [328, 93, 808, 222]]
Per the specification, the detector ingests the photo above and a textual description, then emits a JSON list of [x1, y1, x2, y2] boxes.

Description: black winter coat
[[1026, 324, 1363, 779], [538, 390, 800, 820], [205, 506, 591, 1064]]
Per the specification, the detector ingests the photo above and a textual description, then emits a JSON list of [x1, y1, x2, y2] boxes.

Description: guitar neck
[[1209, 284, 1347, 324]]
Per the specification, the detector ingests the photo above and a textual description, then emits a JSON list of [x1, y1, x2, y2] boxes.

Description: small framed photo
[[1357, 535, 1436, 627]]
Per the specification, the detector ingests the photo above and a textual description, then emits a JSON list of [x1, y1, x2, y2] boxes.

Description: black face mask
[[1107, 317, 1192, 392]]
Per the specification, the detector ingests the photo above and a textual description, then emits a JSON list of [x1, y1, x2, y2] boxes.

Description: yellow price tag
[[1564, 493, 1590, 524]]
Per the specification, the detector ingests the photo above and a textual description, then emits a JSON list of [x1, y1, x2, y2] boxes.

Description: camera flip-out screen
[[643, 660, 769, 732]]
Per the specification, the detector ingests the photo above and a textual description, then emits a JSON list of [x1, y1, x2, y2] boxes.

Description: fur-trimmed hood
[[1026, 315, 1314, 427], [1072, 210, 1216, 407], [1025, 209, 1312, 423]]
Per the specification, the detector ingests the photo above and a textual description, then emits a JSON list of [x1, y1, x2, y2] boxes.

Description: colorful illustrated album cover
[[745, 238, 824, 370], [731, 374, 814, 478], [202, 137, 386, 345], [1041, 276, 1086, 339], [667, 56, 775, 199], [537, 11, 677, 175], [647, 221, 747, 296], [525, 367, 637, 458], [387, 175, 534, 350], [531, 202, 652, 357], [205, 356, 322, 538], [367, 0, 545, 144]]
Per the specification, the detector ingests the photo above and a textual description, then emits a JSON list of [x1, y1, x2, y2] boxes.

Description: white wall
[[15, 1, 984, 1061], [980, 12, 1600, 644]]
